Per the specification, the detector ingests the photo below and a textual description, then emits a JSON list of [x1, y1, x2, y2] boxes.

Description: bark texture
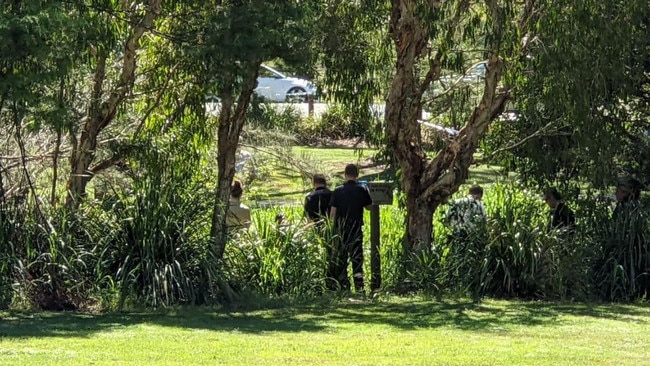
[[210, 61, 262, 261]]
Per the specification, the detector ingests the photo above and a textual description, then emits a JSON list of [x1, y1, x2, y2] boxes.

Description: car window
[[259, 65, 284, 79], [470, 63, 486, 76], [259, 67, 277, 78]]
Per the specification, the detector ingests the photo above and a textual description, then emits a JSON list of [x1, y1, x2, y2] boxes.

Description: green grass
[[1, 298, 649, 365], [246, 146, 512, 204]]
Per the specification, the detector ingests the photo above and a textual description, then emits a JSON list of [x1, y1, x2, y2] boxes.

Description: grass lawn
[[247, 146, 511, 204], [1, 298, 649, 365]]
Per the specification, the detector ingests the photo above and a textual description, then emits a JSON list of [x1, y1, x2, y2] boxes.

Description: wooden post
[[366, 182, 392, 294], [370, 204, 381, 292], [308, 94, 314, 117]]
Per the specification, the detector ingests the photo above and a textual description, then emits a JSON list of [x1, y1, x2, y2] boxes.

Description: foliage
[[223, 207, 329, 298], [433, 182, 650, 301], [0, 197, 21, 308], [247, 98, 303, 131], [483, 0, 650, 189], [592, 202, 650, 301], [104, 136, 217, 308], [1, 202, 111, 310]]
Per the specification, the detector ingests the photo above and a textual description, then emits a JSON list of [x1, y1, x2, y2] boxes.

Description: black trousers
[[326, 223, 364, 292]]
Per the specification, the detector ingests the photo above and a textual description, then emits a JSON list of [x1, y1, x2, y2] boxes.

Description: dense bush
[[0, 197, 21, 309], [224, 207, 330, 297], [247, 97, 303, 131], [294, 104, 372, 144], [434, 183, 650, 301], [0, 200, 109, 310], [106, 171, 217, 308], [2, 177, 649, 310]]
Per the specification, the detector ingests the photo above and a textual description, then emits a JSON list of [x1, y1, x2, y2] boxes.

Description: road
[[206, 102, 432, 120]]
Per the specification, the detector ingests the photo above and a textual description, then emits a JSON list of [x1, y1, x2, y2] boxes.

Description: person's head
[[544, 187, 562, 208], [231, 180, 243, 200], [312, 174, 327, 189], [615, 177, 641, 203], [344, 164, 359, 181], [468, 185, 483, 200], [275, 212, 285, 225]]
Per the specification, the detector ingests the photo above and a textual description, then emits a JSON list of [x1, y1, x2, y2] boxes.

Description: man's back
[[550, 202, 575, 229], [305, 187, 332, 221], [330, 181, 373, 226]]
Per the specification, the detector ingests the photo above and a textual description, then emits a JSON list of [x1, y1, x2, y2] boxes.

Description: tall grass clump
[[99, 140, 217, 308], [372, 204, 408, 290], [108, 174, 215, 308], [588, 197, 650, 301], [434, 182, 586, 300], [0, 198, 112, 310], [247, 97, 302, 131], [0, 196, 20, 308], [224, 206, 329, 298]]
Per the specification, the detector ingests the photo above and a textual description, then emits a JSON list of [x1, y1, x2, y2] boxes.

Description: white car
[[439, 61, 487, 87], [255, 64, 317, 103]]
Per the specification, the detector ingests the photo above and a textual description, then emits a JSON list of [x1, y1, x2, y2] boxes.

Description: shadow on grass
[[1, 298, 648, 339], [0, 308, 327, 339]]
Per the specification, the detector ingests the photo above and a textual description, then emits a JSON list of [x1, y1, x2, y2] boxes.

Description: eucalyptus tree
[[323, 1, 540, 255], [64, 0, 164, 206], [172, 1, 320, 259], [0, 0, 96, 205]]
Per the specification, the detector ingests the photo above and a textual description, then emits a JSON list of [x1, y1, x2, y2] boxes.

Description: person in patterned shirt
[[444, 185, 487, 235]]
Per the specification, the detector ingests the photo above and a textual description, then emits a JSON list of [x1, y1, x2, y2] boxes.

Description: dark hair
[[618, 176, 642, 200], [231, 180, 243, 199], [344, 164, 359, 178], [544, 187, 562, 201], [312, 174, 327, 186], [469, 185, 483, 196]]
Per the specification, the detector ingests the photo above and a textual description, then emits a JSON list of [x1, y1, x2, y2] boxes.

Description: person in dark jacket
[[543, 188, 576, 232], [304, 174, 332, 226], [328, 164, 373, 293]]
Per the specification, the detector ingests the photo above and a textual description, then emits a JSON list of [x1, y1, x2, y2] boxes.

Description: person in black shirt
[[543, 188, 576, 232], [304, 174, 332, 227], [328, 164, 373, 293]]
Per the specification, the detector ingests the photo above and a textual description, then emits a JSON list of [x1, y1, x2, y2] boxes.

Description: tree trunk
[[386, 0, 511, 258], [210, 61, 261, 261], [404, 194, 437, 253], [386, 0, 435, 252], [66, 0, 162, 207]]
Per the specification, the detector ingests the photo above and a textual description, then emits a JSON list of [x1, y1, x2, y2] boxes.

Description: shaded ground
[[1, 298, 649, 365], [1, 298, 648, 338]]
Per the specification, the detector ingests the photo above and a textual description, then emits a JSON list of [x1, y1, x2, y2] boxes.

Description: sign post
[[366, 182, 393, 293]]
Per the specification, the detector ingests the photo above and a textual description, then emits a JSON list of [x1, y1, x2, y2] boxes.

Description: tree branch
[[473, 119, 569, 165]]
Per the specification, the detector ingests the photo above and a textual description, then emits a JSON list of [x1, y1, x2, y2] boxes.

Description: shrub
[[0, 197, 21, 309], [105, 166, 217, 308], [294, 104, 371, 143], [591, 201, 650, 301], [2, 201, 111, 310], [224, 206, 329, 297], [247, 97, 302, 131], [435, 182, 591, 300]]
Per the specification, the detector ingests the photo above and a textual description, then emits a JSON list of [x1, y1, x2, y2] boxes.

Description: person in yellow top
[[226, 180, 251, 230]]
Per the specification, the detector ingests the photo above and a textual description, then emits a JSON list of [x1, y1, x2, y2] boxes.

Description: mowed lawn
[[1, 298, 649, 365]]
